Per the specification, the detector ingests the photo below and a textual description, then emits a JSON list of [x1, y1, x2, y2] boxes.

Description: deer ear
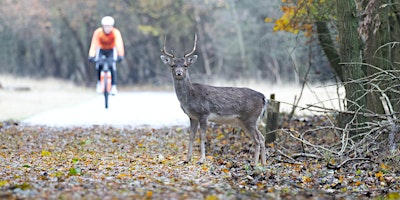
[[160, 55, 172, 66], [186, 55, 198, 66]]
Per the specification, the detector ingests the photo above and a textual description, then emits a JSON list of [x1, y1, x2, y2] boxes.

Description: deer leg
[[252, 132, 261, 165], [187, 118, 199, 163], [198, 117, 208, 164], [256, 129, 267, 165], [241, 122, 263, 165]]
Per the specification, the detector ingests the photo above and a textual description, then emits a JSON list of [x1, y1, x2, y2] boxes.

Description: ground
[[0, 121, 399, 199], [0, 75, 399, 199]]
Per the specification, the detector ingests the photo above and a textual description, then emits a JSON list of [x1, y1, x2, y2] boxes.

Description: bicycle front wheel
[[104, 73, 109, 109]]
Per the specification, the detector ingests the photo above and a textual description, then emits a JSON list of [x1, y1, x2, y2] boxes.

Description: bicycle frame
[[94, 49, 117, 109]]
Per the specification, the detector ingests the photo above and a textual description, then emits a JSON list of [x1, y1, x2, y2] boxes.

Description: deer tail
[[258, 95, 269, 127]]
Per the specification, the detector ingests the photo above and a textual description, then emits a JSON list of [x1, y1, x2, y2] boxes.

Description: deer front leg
[[198, 117, 208, 164], [186, 118, 198, 163]]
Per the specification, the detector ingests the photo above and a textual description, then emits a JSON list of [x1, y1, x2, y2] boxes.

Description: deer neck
[[173, 75, 194, 103]]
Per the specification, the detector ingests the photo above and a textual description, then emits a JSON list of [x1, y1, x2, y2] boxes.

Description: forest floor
[[0, 75, 399, 199], [0, 120, 399, 200]]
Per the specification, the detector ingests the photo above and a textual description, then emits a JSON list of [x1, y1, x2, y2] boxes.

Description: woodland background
[[1, 1, 400, 199], [0, 0, 332, 86]]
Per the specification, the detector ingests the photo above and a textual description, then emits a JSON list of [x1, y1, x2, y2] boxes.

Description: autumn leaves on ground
[[1, 115, 399, 199]]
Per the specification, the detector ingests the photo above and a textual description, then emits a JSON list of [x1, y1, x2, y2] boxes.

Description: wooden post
[[264, 94, 280, 143]]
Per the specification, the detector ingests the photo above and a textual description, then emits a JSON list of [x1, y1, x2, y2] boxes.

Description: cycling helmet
[[101, 16, 115, 26]]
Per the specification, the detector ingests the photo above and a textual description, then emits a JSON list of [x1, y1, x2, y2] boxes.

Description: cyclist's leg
[[100, 49, 117, 93], [111, 62, 117, 86], [110, 62, 118, 94], [97, 49, 108, 82], [97, 64, 102, 81], [111, 47, 118, 86], [98, 49, 110, 83], [96, 64, 103, 93], [110, 49, 118, 94]]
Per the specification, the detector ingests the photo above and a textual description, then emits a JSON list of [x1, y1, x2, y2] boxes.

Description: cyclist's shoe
[[111, 85, 118, 95], [96, 82, 102, 93]]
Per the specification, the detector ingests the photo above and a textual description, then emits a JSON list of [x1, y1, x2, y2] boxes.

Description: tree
[[359, 0, 400, 114], [268, 0, 400, 130], [336, 0, 369, 131], [0, 0, 328, 86]]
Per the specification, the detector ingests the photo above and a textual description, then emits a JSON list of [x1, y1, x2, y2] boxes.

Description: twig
[[373, 41, 400, 57], [274, 149, 302, 164], [306, 104, 396, 119], [281, 129, 338, 154], [380, 95, 398, 152], [291, 153, 321, 159], [327, 158, 373, 170], [339, 106, 361, 155]]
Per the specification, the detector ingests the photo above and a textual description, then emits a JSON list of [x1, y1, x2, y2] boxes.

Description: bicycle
[[94, 55, 116, 109]]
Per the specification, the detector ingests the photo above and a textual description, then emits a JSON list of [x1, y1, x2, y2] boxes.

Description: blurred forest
[[0, 0, 333, 86]]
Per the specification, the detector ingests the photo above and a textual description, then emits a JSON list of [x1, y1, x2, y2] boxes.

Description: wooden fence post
[[264, 94, 280, 143]]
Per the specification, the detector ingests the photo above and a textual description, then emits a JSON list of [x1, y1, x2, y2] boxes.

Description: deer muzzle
[[175, 68, 184, 78]]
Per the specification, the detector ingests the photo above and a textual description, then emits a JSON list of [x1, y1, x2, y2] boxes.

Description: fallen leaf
[[205, 195, 219, 200]]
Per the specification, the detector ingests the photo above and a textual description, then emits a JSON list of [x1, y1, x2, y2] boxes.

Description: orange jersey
[[88, 27, 124, 57]]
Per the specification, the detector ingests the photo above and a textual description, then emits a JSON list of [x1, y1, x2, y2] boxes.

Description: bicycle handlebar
[[93, 56, 117, 72], [93, 56, 117, 64]]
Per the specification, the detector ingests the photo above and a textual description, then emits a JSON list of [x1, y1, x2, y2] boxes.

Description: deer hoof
[[196, 160, 204, 165]]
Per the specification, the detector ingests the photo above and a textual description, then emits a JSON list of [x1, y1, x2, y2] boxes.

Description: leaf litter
[[0, 116, 399, 200]]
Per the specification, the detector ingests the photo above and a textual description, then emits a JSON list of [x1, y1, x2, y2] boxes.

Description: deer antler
[[161, 36, 174, 58], [184, 34, 197, 58]]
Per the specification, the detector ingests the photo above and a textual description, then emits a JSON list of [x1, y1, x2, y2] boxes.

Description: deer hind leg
[[242, 122, 266, 165], [198, 117, 208, 164], [255, 128, 267, 165], [187, 118, 199, 163]]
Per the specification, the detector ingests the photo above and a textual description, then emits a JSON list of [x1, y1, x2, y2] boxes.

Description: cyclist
[[88, 16, 125, 94]]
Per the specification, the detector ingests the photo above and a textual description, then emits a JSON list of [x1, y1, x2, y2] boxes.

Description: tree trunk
[[362, 0, 400, 115], [58, 8, 90, 84], [337, 0, 367, 133], [315, 21, 343, 82], [228, 0, 248, 75], [194, 7, 211, 76]]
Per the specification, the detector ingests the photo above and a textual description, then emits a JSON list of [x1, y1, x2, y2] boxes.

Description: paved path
[[24, 92, 189, 128]]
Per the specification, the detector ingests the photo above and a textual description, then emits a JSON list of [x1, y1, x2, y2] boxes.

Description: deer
[[160, 34, 267, 165]]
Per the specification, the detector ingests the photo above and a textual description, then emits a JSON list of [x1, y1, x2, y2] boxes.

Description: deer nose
[[175, 68, 184, 77]]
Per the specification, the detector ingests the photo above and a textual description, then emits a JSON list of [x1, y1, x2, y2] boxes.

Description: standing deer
[[160, 34, 267, 165]]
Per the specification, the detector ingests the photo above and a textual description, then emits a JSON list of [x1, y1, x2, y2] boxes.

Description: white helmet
[[101, 16, 115, 26]]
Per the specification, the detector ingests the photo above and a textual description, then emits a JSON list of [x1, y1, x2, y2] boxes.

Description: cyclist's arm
[[113, 28, 125, 57], [88, 28, 102, 57]]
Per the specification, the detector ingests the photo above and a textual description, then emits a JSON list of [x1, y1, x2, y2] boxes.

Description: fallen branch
[[291, 152, 321, 159], [275, 149, 298, 163], [326, 158, 373, 170], [281, 129, 338, 155], [305, 104, 399, 120]]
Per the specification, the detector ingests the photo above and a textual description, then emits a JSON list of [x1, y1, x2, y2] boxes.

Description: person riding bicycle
[[88, 16, 124, 94]]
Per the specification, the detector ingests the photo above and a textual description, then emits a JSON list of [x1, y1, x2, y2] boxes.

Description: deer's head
[[160, 34, 198, 80]]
